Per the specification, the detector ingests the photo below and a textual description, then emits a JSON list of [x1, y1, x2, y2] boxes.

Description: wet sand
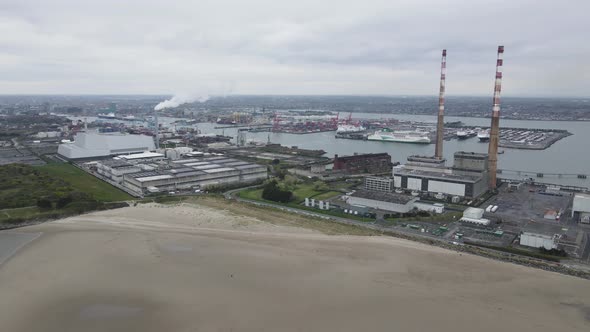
[[0, 203, 589, 331]]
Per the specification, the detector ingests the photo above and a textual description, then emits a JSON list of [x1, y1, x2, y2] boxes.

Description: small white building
[[414, 202, 445, 214], [347, 190, 418, 213], [460, 207, 490, 226], [520, 232, 558, 250], [572, 194, 590, 224]]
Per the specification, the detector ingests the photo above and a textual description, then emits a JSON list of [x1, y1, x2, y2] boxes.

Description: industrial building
[[572, 194, 590, 224], [393, 152, 489, 199], [58, 132, 155, 159], [104, 156, 268, 195], [346, 190, 418, 213], [364, 176, 394, 192], [520, 232, 558, 250], [333, 153, 391, 174], [95, 159, 145, 184], [460, 207, 490, 226]]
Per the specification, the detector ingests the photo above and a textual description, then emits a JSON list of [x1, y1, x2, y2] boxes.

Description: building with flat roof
[[364, 177, 394, 192], [520, 232, 558, 250], [346, 190, 418, 213], [393, 151, 489, 199], [572, 193, 590, 224], [118, 157, 267, 195], [333, 153, 391, 174], [57, 132, 155, 159]]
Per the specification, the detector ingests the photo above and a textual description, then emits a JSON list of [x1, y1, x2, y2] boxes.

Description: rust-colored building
[[333, 153, 392, 174]]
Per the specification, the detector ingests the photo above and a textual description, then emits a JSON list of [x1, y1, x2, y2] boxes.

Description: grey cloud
[[0, 0, 588, 96]]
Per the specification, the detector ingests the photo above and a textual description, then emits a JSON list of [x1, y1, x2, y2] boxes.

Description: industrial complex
[[89, 152, 267, 196], [1, 44, 587, 273]]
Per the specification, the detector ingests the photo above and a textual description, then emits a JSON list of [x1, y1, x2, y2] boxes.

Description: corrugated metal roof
[[167, 167, 194, 174], [119, 152, 164, 159], [182, 162, 210, 166], [573, 194, 590, 212], [234, 164, 265, 170], [135, 174, 174, 182], [193, 164, 222, 170], [202, 167, 238, 173], [172, 158, 201, 163]]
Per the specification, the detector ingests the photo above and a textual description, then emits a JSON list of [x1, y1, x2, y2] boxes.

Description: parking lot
[[483, 183, 572, 226]]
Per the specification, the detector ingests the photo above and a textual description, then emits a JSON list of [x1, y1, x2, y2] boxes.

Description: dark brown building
[[333, 153, 392, 174]]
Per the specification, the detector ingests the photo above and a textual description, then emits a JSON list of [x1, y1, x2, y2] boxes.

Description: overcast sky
[[0, 0, 588, 96]]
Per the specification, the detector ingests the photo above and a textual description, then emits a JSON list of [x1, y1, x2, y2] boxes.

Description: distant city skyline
[[1, 0, 588, 97]]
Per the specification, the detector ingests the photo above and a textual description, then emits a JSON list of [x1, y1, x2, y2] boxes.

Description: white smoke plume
[[154, 82, 235, 111], [154, 93, 210, 111]]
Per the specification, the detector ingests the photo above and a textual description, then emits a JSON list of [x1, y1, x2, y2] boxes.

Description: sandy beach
[[0, 202, 588, 331]]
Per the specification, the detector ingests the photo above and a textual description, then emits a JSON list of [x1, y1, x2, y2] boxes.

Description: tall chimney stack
[[434, 49, 447, 159], [154, 109, 160, 149], [487, 45, 504, 190]]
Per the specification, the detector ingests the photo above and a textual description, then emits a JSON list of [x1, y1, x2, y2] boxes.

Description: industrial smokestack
[[434, 49, 447, 160], [487, 45, 504, 190], [154, 110, 160, 149]]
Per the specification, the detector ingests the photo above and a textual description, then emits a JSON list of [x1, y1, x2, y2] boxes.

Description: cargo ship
[[367, 128, 430, 144]]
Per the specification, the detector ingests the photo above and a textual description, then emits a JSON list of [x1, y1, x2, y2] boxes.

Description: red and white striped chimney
[[434, 49, 447, 160], [487, 45, 504, 190]]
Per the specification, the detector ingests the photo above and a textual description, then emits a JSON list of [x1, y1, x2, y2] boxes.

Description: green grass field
[[0, 206, 42, 221], [38, 163, 132, 202], [311, 191, 341, 201], [238, 188, 263, 200], [239, 183, 335, 203], [237, 186, 371, 222], [291, 184, 323, 202]]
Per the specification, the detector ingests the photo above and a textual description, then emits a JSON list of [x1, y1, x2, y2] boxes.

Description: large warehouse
[[58, 132, 155, 159], [115, 156, 267, 195]]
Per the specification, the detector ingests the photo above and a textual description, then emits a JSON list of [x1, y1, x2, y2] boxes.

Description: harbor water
[[77, 113, 590, 189]]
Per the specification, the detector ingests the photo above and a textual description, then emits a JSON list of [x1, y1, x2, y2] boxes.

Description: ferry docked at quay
[[367, 128, 431, 144]]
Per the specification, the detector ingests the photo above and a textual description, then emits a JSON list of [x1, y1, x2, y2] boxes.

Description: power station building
[[58, 132, 155, 160], [393, 152, 489, 199]]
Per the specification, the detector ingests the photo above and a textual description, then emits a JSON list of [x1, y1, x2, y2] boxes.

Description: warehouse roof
[[395, 167, 481, 183], [350, 190, 416, 204], [119, 151, 164, 160], [573, 194, 590, 212], [135, 174, 174, 182], [203, 167, 237, 173]]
